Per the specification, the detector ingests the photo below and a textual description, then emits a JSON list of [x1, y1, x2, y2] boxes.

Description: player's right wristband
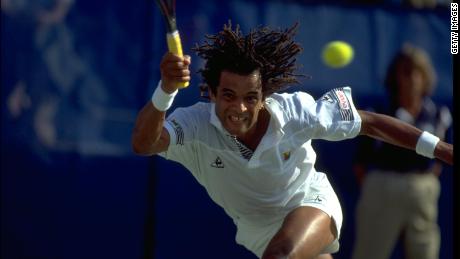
[[151, 80, 178, 111], [415, 131, 440, 159]]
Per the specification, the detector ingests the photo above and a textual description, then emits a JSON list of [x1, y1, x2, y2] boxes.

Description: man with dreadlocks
[[132, 22, 453, 259]]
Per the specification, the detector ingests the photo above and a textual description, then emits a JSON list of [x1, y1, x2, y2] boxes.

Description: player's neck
[[237, 109, 270, 151]]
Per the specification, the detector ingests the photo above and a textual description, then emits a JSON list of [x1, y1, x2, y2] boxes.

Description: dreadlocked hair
[[193, 21, 305, 98]]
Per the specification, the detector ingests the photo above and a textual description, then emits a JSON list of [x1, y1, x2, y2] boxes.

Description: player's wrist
[[151, 80, 178, 111], [160, 79, 179, 94], [415, 131, 440, 159]]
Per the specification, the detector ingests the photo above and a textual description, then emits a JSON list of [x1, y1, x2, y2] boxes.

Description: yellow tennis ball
[[322, 41, 354, 68]]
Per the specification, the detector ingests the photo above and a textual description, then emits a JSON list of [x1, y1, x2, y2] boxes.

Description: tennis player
[[131, 23, 453, 259]]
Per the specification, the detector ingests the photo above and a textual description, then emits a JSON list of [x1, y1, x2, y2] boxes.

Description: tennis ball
[[321, 41, 354, 68]]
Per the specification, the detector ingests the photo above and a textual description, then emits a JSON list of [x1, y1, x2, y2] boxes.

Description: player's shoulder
[[268, 91, 316, 109], [264, 92, 316, 123], [168, 101, 212, 123], [320, 86, 354, 98], [188, 101, 212, 113], [172, 101, 211, 114]]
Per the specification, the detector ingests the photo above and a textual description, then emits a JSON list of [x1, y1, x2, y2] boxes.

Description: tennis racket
[[154, 0, 189, 88]]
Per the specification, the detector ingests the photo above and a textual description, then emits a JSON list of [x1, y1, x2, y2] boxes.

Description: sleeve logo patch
[[335, 89, 350, 110], [331, 88, 354, 121]]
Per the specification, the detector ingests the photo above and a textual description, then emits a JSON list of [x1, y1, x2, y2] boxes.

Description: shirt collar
[[210, 103, 232, 135], [264, 96, 287, 131]]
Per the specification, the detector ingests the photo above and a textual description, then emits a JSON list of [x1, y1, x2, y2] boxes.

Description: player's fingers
[[183, 55, 191, 65], [162, 54, 184, 66], [160, 53, 187, 70], [163, 68, 190, 78], [162, 52, 183, 61], [160, 52, 191, 87], [160, 63, 182, 77], [162, 74, 190, 84], [161, 62, 190, 75], [166, 52, 191, 67], [178, 69, 190, 77], [176, 75, 190, 82]]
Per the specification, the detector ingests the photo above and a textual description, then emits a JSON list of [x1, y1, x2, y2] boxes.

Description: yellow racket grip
[[167, 30, 189, 88]]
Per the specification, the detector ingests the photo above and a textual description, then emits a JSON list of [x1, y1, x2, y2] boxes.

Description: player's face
[[210, 70, 264, 138]]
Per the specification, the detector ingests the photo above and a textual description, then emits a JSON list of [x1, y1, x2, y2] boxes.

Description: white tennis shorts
[[234, 171, 343, 258]]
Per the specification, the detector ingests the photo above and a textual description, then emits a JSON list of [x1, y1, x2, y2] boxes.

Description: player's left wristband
[[151, 80, 178, 111], [415, 131, 440, 159]]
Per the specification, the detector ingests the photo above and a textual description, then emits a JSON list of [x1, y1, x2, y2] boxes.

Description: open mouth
[[226, 115, 249, 131], [228, 115, 246, 122]]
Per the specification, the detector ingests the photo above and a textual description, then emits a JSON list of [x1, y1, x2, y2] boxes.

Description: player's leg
[[261, 206, 337, 259], [352, 171, 406, 259], [316, 253, 333, 259], [404, 173, 440, 259]]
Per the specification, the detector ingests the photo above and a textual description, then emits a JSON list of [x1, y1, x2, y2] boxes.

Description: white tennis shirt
[[159, 87, 361, 224]]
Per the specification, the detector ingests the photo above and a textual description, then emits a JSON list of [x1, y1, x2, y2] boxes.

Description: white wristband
[[151, 80, 178, 111], [415, 131, 440, 159]]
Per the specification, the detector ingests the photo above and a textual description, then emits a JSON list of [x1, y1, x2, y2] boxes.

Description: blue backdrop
[[1, 1, 453, 259]]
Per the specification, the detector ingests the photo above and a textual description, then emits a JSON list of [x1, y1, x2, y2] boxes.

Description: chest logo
[[314, 195, 323, 202], [282, 151, 291, 161], [211, 156, 225, 168]]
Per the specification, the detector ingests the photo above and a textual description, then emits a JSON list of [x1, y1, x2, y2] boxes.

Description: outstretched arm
[[358, 110, 453, 165], [131, 53, 191, 156]]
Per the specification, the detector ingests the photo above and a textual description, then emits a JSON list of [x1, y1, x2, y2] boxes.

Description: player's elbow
[[131, 135, 155, 156], [132, 134, 168, 156], [357, 110, 376, 136], [132, 142, 149, 156]]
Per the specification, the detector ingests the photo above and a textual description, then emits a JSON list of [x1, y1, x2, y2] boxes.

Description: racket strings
[[155, 0, 177, 31]]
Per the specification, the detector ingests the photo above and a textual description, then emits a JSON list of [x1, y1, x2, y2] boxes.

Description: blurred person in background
[[402, 0, 436, 8], [2, 0, 77, 151], [352, 43, 452, 259], [1, 0, 108, 154]]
